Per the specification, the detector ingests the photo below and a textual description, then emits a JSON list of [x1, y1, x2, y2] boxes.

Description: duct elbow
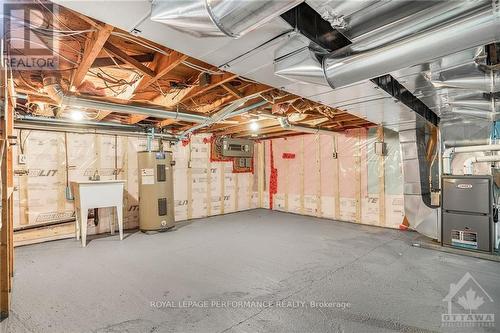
[[151, 0, 303, 38]]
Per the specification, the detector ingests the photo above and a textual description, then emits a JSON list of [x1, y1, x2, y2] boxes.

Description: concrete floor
[[2, 209, 500, 333]]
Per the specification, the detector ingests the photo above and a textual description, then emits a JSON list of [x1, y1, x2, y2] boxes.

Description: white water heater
[[138, 151, 175, 231]]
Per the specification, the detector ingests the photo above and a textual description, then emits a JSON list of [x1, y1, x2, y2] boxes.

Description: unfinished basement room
[[1, 1, 500, 332]]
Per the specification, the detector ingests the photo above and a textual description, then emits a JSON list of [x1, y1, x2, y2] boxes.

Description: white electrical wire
[[111, 32, 169, 55]]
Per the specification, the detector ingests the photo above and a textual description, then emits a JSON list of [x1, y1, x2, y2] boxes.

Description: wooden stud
[[234, 172, 239, 212], [334, 134, 340, 220], [355, 130, 362, 223], [300, 136, 305, 214], [284, 139, 289, 212], [206, 142, 212, 216], [316, 135, 322, 218], [257, 143, 265, 208], [187, 142, 193, 220], [220, 164, 225, 215], [377, 126, 386, 227], [1, 64, 14, 318]]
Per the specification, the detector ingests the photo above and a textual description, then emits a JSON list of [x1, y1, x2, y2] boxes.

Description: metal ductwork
[[180, 98, 268, 138], [61, 95, 210, 123], [323, 4, 500, 89], [276, 1, 493, 89], [41, 76, 210, 123], [432, 71, 500, 92], [43, 76, 64, 104], [278, 116, 336, 136], [275, 45, 329, 86], [448, 98, 498, 111], [399, 126, 438, 239], [150, 0, 303, 38]]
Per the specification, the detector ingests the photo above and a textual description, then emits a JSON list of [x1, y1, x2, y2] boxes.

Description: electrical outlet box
[[18, 154, 27, 165], [332, 152, 338, 159], [374, 142, 387, 156]]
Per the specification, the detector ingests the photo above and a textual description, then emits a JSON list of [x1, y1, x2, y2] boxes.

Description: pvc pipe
[[443, 144, 500, 174], [464, 155, 500, 175]]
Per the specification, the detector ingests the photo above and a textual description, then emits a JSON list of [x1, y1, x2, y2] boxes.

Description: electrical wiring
[[110, 32, 169, 55], [181, 61, 226, 75]]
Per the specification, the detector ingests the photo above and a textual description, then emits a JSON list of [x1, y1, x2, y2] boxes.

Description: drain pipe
[[464, 155, 500, 175], [443, 144, 500, 174]]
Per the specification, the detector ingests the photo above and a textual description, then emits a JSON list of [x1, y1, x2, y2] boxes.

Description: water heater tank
[[138, 151, 175, 231]]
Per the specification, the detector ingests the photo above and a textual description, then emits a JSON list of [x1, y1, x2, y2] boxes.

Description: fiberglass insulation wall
[[13, 131, 258, 240], [259, 128, 405, 228]]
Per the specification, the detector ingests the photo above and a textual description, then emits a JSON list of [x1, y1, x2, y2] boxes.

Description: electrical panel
[[138, 151, 175, 232], [209, 136, 254, 173], [221, 138, 254, 158]]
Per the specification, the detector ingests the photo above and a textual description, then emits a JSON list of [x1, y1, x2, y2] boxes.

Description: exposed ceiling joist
[[134, 51, 189, 94], [91, 54, 155, 68], [221, 83, 243, 98], [157, 119, 177, 128], [104, 42, 155, 77], [72, 24, 114, 89]]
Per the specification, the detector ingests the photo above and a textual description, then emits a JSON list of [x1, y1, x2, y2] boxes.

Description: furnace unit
[[138, 151, 175, 232], [442, 175, 495, 252]]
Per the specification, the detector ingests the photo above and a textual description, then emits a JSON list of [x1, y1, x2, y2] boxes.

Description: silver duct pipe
[[451, 108, 499, 121], [432, 71, 500, 92], [151, 0, 303, 38], [399, 126, 438, 239], [323, 4, 500, 89], [180, 99, 269, 138], [275, 46, 329, 86], [15, 117, 179, 141], [43, 76, 64, 104], [61, 95, 209, 123], [448, 98, 497, 111], [276, 1, 489, 87], [16, 115, 141, 129], [278, 117, 336, 136], [41, 76, 210, 123], [345, 1, 486, 53]]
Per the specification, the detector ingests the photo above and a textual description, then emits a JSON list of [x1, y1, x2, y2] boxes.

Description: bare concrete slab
[[2, 209, 500, 332]]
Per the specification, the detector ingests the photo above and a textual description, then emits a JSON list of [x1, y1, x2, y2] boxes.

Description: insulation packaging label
[[141, 168, 155, 185]]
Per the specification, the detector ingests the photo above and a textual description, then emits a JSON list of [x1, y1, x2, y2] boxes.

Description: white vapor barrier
[[260, 128, 405, 228], [13, 130, 258, 245]]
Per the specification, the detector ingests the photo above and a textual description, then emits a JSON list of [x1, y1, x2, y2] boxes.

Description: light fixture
[[70, 110, 84, 121], [249, 121, 259, 131]]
